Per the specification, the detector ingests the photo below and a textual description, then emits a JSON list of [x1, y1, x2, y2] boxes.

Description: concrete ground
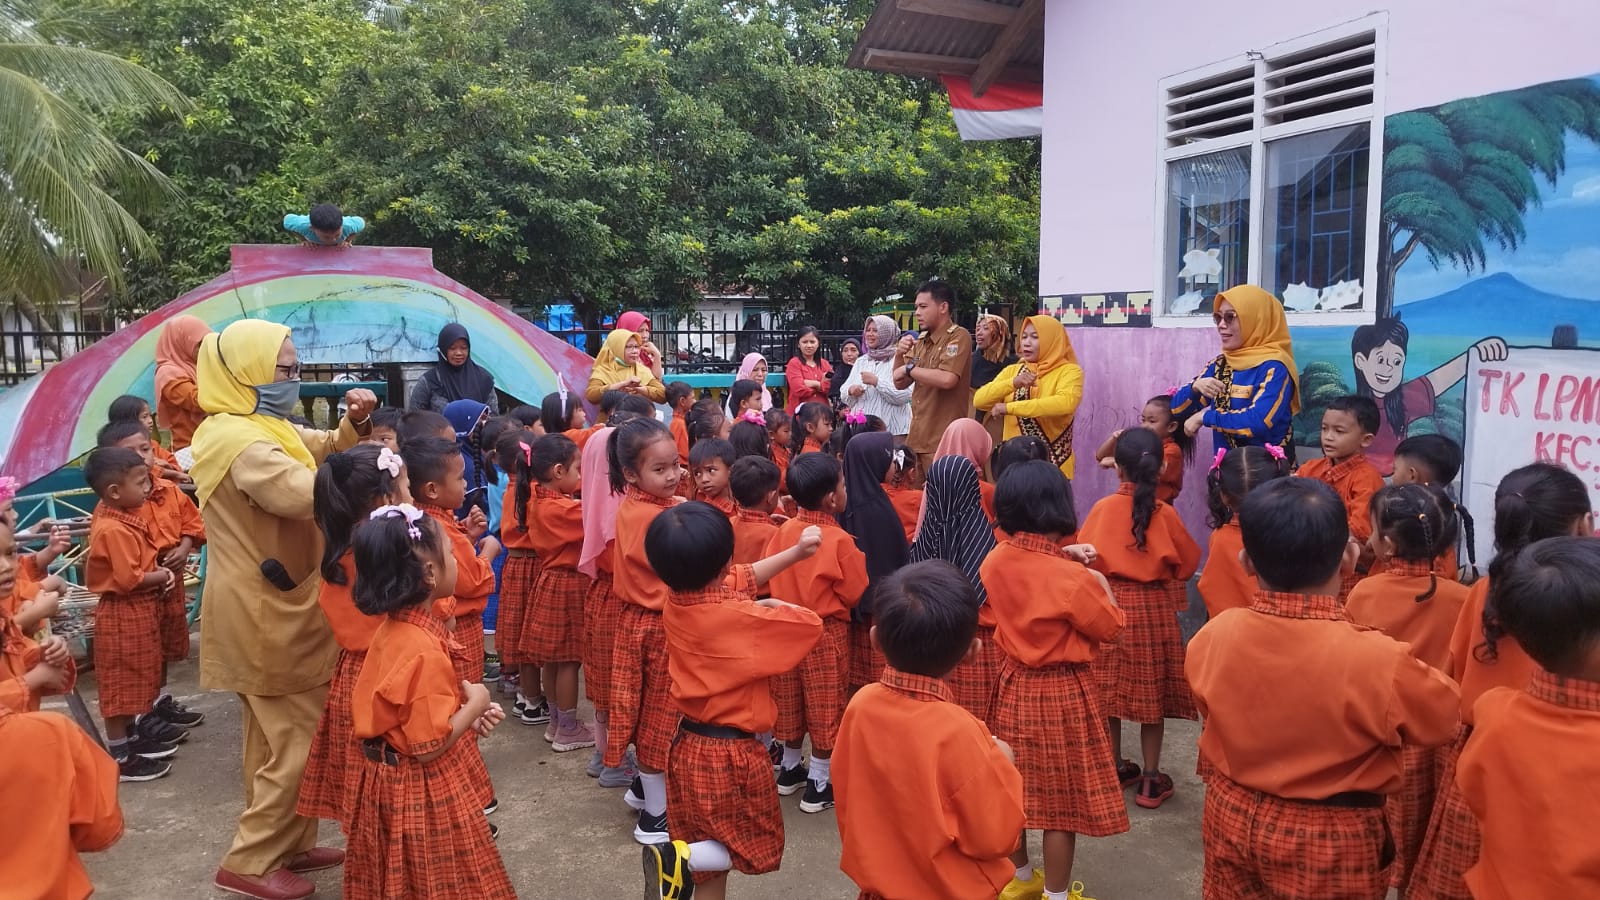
[[66, 622, 1207, 900]]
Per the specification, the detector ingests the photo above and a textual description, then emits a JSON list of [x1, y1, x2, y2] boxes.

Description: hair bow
[[844, 410, 866, 425], [375, 447, 402, 477], [520, 441, 532, 466], [739, 409, 767, 427], [1209, 448, 1228, 472], [369, 503, 425, 540], [1166, 385, 1181, 398], [0, 475, 17, 505], [557, 373, 569, 408], [1263, 444, 1287, 462], [892, 448, 908, 470]]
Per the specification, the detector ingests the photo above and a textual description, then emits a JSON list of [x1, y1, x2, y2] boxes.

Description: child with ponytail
[[343, 506, 513, 899], [494, 428, 551, 727], [1076, 427, 1200, 810], [1384, 433, 1477, 582], [1410, 462, 1593, 900], [1346, 482, 1469, 893], [298, 445, 410, 831], [1196, 445, 1288, 619], [1094, 394, 1196, 503], [791, 401, 834, 457]]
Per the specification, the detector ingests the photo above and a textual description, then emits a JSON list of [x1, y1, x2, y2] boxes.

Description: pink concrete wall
[[1039, 0, 1600, 296]]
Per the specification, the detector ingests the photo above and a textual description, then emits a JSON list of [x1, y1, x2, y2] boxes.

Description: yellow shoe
[[998, 868, 1044, 900], [1067, 881, 1096, 900], [641, 839, 695, 899]]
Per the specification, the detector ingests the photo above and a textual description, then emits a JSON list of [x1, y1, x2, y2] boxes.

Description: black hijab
[[838, 431, 910, 616], [910, 455, 995, 604], [429, 323, 497, 405]]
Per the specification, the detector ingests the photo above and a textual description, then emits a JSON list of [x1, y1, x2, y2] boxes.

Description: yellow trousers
[[220, 686, 328, 876]]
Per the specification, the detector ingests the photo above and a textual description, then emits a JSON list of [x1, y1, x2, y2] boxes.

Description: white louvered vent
[[1164, 66, 1255, 148], [1262, 30, 1377, 126]]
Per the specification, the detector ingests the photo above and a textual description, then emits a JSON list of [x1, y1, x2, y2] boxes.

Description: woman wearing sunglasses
[[1170, 285, 1301, 462]]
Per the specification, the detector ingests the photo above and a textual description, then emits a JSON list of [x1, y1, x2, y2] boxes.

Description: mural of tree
[[1378, 79, 1600, 318], [1290, 360, 1353, 446]]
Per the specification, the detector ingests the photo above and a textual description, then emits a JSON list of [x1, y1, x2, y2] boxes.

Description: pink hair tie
[[739, 410, 767, 427], [369, 503, 426, 541], [1264, 444, 1287, 462], [0, 475, 17, 505], [1166, 385, 1181, 398], [844, 411, 866, 425], [1209, 448, 1227, 472]]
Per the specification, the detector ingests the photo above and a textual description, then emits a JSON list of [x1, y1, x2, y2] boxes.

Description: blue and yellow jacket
[[1171, 357, 1296, 456]]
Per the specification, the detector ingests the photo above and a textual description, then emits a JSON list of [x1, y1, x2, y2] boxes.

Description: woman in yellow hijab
[[1171, 284, 1301, 459], [188, 319, 378, 897], [585, 327, 667, 404], [973, 314, 1086, 478]]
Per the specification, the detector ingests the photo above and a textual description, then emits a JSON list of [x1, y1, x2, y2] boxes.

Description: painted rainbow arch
[[0, 244, 598, 488]]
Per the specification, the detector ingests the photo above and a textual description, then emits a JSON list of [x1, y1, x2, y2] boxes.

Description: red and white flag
[[941, 75, 1043, 141]]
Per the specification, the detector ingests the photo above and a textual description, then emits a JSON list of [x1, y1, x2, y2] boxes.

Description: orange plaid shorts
[[847, 618, 883, 693], [1094, 577, 1197, 723], [605, 604, 677, 771], [1388, 742, 1442, 892], [1406, 724, 1475, 900], [158, 580, 189, 663], [668, 729, 785, 880], [94, 590, 163, 718], [774, 618, 848, 752]]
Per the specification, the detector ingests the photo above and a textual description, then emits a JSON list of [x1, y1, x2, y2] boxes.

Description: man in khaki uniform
[[189, 319, 374, 900], [893, 280, 974, 477]]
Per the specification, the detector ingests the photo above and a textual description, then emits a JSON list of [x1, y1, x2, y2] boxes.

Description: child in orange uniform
[[1079, 428, 1201, 810], [1345, 482, 1469, 893], [298, 444, 409, 830], [1294, 396, 1386, 600], [641, 502, 825, 899], [539, 388, 591, 447], [0, 700, 124, 900], [764, 410, 792, 485], [577, 423, 638, 788], [762, 453, 870, 814], [83, 447, 183, 782], [1383, 434, 1475, 581], [0, 518, 75, 713], [790, 402, 834, 456], [607, 418, 690, 844], [108, 394, 189, 484], [729, 457, 782, 567], [343, 505, 513, 900], [666, 382, 694, 466], [984, 461, 1127, 900], [836, 560, 1026, 900], [1196, 445, 1288, 620], [99, 421, 207, 729], [1408, 462, 1592, 900], [883, 444, 922, 544], [1456, 537, 1600, 899], [691, 439, 739, 518], [521, 433, 596, 752], [1094, 394, 1195, 504], [1187, 478, 1459, 900], [494, 428, 551, 728]]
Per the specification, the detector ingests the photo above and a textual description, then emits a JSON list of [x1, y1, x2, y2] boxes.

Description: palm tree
[[0, 1, 185, 307], [1378, 78, 1600, 318]]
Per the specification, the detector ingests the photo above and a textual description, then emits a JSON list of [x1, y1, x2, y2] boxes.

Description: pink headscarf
[[735, 353, 774, 411], [578, 426, 621, 578], [615, 312, 656, 368], [154, 315, 213, 395], [913, 418, 995, 539]]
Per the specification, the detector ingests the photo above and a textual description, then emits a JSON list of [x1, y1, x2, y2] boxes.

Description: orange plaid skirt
[[451, 611, 485, 684], [774, 618, 848, 753], [1388, 742, 1443, 892], [1202, 773, 1391, 900], [668, 729, 785, 881], [994, 658, 1128, 835], [605, 604, 677, 770], [94, 591, 163, 718], [583, 571, 619, 709], [1094, 577, 1197, 723], [494, 554, 540, 665], [1406, 724, 1475, 900], [944, 623, 1001, 729], [847, 618, 883, 693], [298, 648, 365, 829], [158, 580, 189, 663], [343, 739, 515, 900], [525, 565, 587, 664]]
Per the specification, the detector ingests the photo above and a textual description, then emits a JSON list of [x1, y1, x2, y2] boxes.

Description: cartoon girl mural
[[1350, 315, 1508, 475]]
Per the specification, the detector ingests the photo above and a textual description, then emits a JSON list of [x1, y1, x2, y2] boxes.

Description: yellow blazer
[[973, 362, 1084, 478]]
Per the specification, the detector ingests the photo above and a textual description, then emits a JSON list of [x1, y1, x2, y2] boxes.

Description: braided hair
[[1370, 483, 1458, 602]]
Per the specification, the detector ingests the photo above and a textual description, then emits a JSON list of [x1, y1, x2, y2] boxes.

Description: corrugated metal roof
[[846, 0, 1044, 83]]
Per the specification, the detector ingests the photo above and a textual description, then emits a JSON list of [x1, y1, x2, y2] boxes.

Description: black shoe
[[799, 780, 834, 814], [117, 753, 173, 782], [134, 715, 189, 745], [633, 809, 669, 845], [642, 840, 695, 899], [624, 775, 647, 811], [483, 796, 499, 816], [488, 822, 499, 841], [126, 735, 178, 760], [153, 695, 205, 727], [775, 763, 808, 796], [767, 739, 783, 772]]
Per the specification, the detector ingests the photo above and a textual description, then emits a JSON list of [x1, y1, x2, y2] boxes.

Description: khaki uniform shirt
[[904, 324, 974, 455]]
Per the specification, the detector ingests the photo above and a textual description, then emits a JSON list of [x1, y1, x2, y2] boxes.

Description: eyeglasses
[[275, 363, 302, 379], [1211, 312, 1239, 327]]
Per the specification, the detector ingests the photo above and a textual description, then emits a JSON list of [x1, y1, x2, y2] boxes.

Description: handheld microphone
[[260, 559, 297, 592]]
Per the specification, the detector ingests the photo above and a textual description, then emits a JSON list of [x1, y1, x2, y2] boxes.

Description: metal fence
[[1, 328, 114, 385]]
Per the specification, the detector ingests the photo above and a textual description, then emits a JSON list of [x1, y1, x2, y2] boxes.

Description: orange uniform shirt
[[1368, 544, 1459, 581], [980, 534, 1125, 666], [351, 608, 462, 755], [1457, 671, 1600, 900], [0, 704, 123, 900], [1295, 454, 1386, 543], [800, 438, 827, 455], [527, 486, 583, 568], [1197, 522, 1253, 619], [158, 374, 205, 450], [317, 551, 381, 653], [663, 566, 823, 733], [1446, 577, 1536, 725], [420, 505, 494, 617], [0, 612, 74, 712], [701, 493, 737, 520], [731, 508, 779, 567], [669, 417, 690, 467], [1345, 560, 1469, 671], [152, 442, 181, 473], [143, 474, 205, 554], [613, 487, 677, 612], [762, 510, 869, 622], [499, 478, 536, 551], [1156, 438, 1185, 504], [885, 483, 923, 543], [836, 668, 1026, 900], [85, 503, 161, 602], [1078, 485, 1200, 584], [1186, 590, 1460, 799], [771, 445, 791, 490]]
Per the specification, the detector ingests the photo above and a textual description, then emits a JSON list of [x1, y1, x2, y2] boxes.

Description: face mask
[[253, 380, 301, 418]]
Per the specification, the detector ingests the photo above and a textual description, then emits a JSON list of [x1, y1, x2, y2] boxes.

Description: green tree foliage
[[1379, 79, 1600, 317]]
